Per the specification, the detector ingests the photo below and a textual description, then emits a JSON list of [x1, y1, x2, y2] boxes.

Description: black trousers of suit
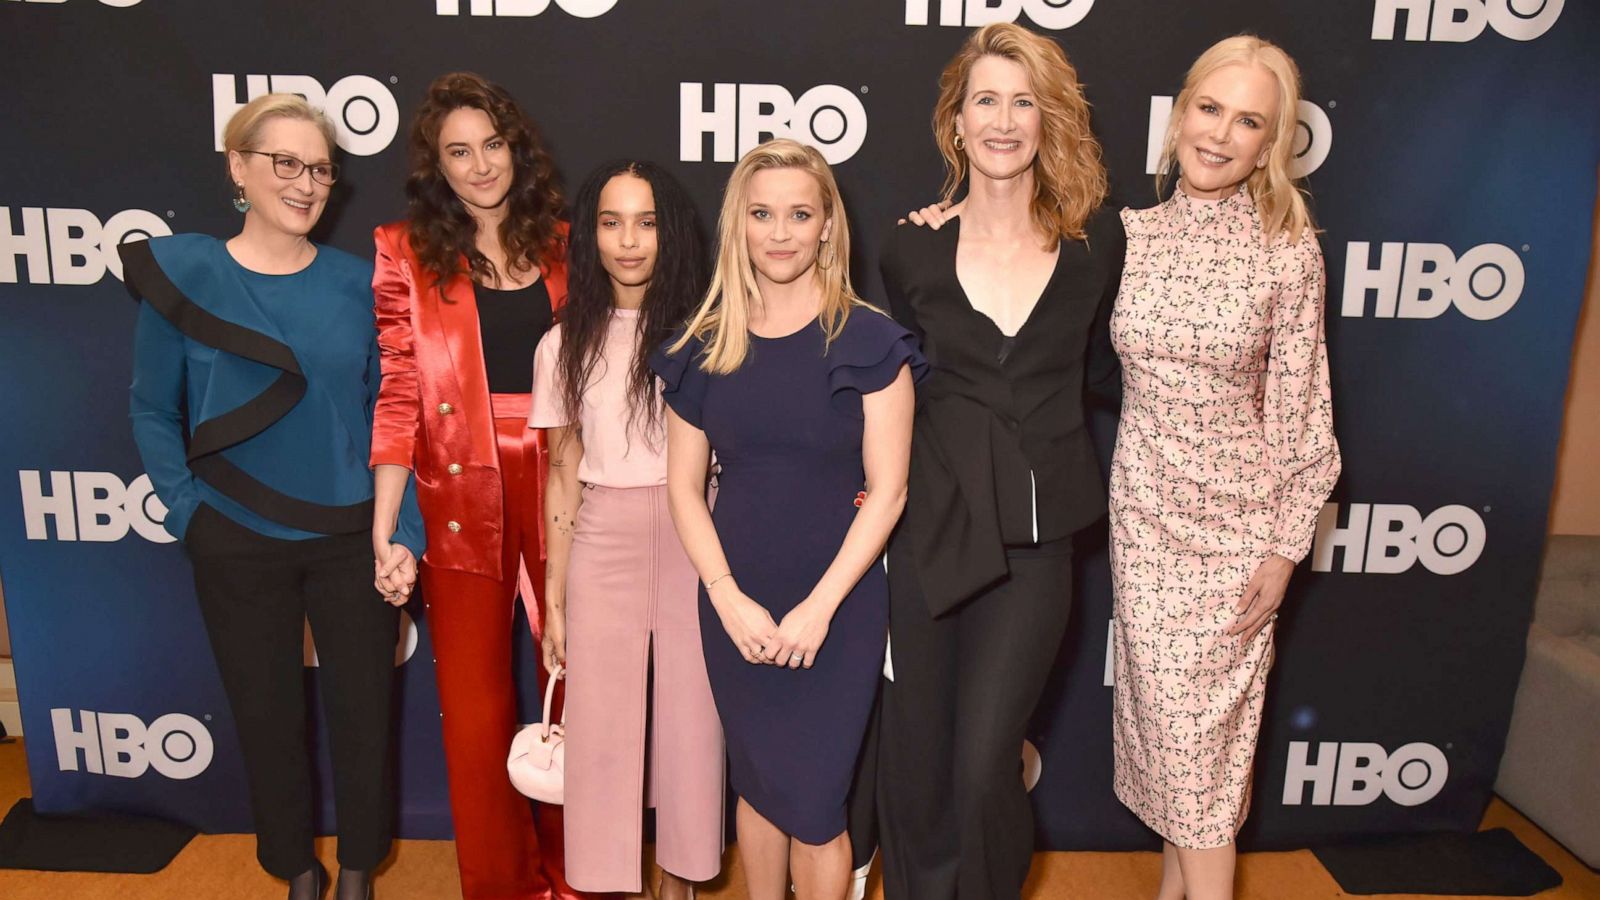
[[187, 504, 398, 879], [878, 535, 1073, 900]]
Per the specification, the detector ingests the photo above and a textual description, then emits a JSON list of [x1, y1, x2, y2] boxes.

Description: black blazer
[[880, 207, 1124, 615]]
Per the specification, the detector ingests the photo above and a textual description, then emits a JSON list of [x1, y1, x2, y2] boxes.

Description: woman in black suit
[[875, 23, 1123, 900]]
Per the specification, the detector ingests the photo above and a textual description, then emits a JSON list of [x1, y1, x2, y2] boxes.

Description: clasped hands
[[372, 530, 418, 607], [710, 577, 830, 669]]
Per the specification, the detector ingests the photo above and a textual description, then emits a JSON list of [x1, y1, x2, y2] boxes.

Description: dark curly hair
[[404, 72, 564, 285], [558, 160, 707, 444]]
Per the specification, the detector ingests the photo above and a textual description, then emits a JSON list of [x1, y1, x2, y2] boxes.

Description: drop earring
[[232, 183, 251, 213]]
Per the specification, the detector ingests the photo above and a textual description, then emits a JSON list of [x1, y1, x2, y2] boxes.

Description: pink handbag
[[507, 667, 565, 804]]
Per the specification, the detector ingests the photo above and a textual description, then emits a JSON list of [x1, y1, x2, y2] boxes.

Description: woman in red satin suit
[[369, 71, 595, 900]]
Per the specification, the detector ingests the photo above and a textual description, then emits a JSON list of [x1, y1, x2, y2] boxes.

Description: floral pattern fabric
[[1108, 186, 1341, 849]]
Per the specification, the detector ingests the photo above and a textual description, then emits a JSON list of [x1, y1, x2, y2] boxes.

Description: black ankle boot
[[287, 861, 327, 900], [336, 867, 373, 900]]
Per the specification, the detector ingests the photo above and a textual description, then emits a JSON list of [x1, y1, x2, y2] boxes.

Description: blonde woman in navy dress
[[651, 139, 925, 900]]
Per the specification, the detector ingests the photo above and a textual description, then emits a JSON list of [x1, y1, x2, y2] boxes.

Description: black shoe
[[287, 861, 328, 900]]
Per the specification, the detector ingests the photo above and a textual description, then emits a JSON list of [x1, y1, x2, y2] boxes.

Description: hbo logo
[[52, 709, 215, 780], [1, 206, 169, 285], [1312, 503, 1486, 575], [1373, 0, 1564, 42], [435, 0, 617, 14], [680, 83, 868, 165], [905, 0, 1094, 28], [1283, 740, 1449, 807], [19, 471, 175, 544], [1343, 242, 1524, 320], [1145, 97, 1332, 179], [213, 74, 399, 157]]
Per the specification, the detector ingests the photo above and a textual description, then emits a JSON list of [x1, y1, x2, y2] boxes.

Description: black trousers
[[878, 536, 1073, 900], [187, 504, 398, 879]]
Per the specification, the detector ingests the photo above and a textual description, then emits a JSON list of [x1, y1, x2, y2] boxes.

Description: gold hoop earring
[[953, 132, 966, 151], [817, 238, 837, 271]]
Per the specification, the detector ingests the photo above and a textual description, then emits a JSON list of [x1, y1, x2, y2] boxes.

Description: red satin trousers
[[420, 411, 602, 900]]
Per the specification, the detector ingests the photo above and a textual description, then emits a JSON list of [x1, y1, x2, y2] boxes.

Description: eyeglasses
[[240, 150, 341, 186]]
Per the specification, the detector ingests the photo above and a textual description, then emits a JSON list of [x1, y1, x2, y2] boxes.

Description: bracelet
[[705, 572, 733, 591]]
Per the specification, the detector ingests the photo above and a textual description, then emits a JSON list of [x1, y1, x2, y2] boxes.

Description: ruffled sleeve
[[826, 307, 929, 418], [649, 330, 711, 430]]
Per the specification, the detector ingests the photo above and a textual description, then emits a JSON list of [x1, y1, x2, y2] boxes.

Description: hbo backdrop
[[2, 0, 1597, 850]]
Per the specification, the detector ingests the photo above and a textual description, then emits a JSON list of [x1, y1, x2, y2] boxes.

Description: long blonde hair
[[671, 139, 866, 374], [1158, 34, 1315, 244], [932, 22, 1108, 246]]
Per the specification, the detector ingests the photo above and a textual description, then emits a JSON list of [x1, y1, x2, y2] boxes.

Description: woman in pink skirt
[[531, 160, 723, 899], [1109, 35, 1341, 900]]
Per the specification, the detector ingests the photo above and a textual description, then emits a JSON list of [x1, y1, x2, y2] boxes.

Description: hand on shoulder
[[898, 199, 962, 230]]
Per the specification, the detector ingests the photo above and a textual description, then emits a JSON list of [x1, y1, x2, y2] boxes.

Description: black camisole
[[475, 279, 552, 394]]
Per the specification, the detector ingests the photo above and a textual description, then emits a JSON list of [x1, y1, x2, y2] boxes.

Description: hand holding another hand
[[763, 596, 834, 669], [373, 531, 417, 606], [709, 578, 778, 665]]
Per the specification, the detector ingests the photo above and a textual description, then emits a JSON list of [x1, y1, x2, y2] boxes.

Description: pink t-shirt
[[529, 309, 667, 488]]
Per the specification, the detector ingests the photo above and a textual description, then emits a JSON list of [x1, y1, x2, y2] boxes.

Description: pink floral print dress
[[1108, 186, 1341, 849]]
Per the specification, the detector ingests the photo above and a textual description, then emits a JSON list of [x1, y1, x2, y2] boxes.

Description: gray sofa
[[1496, 534, 1600, 867]]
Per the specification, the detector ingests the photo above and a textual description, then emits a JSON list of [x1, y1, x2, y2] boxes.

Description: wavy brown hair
[[405, 72, 564, 285], [933, 23, 1107, 247]]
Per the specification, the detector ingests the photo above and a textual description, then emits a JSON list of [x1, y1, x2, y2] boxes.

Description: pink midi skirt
[[562, 483, 724, 891]]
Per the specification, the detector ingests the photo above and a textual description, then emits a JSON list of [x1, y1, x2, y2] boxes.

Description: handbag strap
[[540, 667, 565, 740]]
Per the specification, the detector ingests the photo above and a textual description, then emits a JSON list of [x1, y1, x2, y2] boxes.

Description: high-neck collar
[[1170, 182, 1256, 227]]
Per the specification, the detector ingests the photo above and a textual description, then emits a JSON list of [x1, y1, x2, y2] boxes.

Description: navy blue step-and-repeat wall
[[1, 0, 1596, 850]]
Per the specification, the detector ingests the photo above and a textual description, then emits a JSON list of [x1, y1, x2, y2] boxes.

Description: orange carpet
[[0, 739, 1594, 899]]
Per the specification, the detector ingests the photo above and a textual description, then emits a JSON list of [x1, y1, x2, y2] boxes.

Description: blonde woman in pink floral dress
[[1109, 36, 1341, 900]]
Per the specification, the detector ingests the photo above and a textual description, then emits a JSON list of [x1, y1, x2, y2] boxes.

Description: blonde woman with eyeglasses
[[123, 93, 423, 900]]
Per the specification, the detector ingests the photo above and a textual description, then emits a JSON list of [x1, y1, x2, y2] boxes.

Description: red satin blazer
[[370, 220, 568, 580]]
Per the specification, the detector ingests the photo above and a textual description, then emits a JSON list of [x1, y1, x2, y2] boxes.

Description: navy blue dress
[[652, 308, 926, 843]]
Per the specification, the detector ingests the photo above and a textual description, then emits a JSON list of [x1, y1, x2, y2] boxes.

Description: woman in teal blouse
[[123, 93, 421, 900]]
